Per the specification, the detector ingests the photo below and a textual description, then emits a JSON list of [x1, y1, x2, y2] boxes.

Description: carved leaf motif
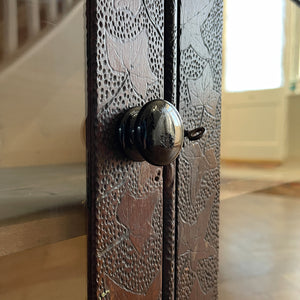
[[106, 273, 161, 299], [184, 144, 217, 205], [117, 191, 158, 254], [187, 64, 219, 116], [106, 31, 157, 98], [181, 0, 214, 58], [114, 0, 141, 15], [184, 144, 217, 170], [190, 279, 214, 300], [178, 191, 216, 271], [106, 35, 126, 73]]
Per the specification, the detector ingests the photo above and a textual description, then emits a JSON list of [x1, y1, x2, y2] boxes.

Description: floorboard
[[219, 162, 300, 299]]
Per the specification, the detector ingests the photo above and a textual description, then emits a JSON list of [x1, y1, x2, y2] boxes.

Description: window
[[224, 0, 286, 92], [289, 1, 300, 93]]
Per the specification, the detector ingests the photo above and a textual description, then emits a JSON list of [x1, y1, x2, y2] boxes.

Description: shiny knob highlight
[[118, 99, 184, 166]]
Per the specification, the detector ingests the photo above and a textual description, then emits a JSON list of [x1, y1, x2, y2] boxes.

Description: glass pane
[[224, 0, 285, 92], [0, 0, 86, 299]]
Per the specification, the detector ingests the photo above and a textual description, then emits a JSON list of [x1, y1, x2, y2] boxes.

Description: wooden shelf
[[0, 163, 87, 256]]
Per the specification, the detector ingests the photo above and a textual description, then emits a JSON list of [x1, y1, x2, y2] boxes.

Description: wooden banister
[[62, 0, 74, 12], [1, 0, 79, 63], [45, 0, 59, 23], [2, 0, 18, 56], [25, 0, 40, 38]]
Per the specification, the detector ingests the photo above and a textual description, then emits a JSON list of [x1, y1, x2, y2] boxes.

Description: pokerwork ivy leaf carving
[[190, 279, 214, 300], [106, 30, 157, 98], [181, 0, 214, 58], [178, 190, 216, 271], [114, 0, 141, 15], [187, 64, 219, 117], [184, 143, 217, 206], [117, 191, 158, 254]]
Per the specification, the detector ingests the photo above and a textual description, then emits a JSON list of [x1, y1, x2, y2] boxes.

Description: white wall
[[287, 95, 300, 159], [0, 2, 85, 167], [221, 0, 295, 162], [221, 89, 288, 161]]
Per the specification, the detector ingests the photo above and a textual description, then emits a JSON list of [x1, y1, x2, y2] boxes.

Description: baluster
[[297, 10, 300, 83], [2, 0, 18, 56], [45, 0, 58, 23], [62, 0, 73, 13], [25, 0, 40, 38]]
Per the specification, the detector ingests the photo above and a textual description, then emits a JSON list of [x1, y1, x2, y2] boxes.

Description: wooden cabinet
[[86, 0, 223, 299]]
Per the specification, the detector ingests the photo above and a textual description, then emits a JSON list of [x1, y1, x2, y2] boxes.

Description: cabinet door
[[86, 0, 167, 299], [176, 0, 222, 299], [86, 0, 222, 299]]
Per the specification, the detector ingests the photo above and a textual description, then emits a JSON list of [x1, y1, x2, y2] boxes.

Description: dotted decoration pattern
[[177, 254, 197, 299], [90, 0, 222, 298], [94, 0, 164, 298], [177, 0, 223, 299]]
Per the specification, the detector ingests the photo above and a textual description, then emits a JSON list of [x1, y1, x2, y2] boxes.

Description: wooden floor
[[0, 236, 87, 300], [1, 162, 300, 299], [0, 164, 87, 299], [219, 163, 300, 299]]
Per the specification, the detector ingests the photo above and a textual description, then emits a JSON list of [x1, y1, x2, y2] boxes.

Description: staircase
[[0, 0, 86, 259], [0, 0, 81, 67], [0, 0, 85, 168]]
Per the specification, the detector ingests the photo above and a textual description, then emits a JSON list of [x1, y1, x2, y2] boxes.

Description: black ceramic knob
[[118, 99, 184, 166]]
